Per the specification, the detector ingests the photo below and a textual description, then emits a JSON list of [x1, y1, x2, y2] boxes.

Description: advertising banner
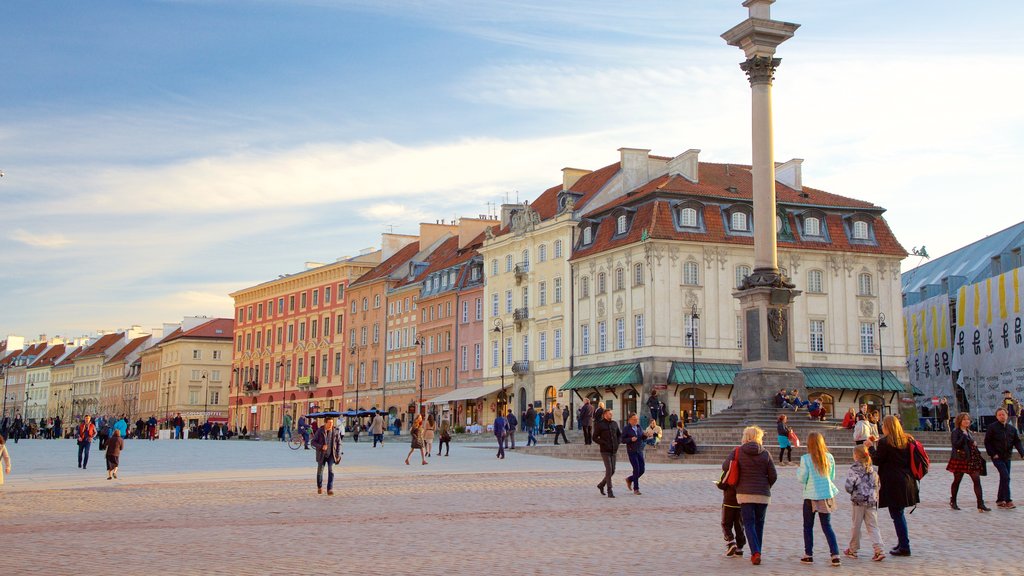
[[903, 294, 954, 406]]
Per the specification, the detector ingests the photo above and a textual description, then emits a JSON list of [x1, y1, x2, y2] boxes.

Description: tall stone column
[[722, 0, 806, 409]]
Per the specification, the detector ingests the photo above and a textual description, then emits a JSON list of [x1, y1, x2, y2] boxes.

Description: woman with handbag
[[437, 418, 452, 456], [946, 412, 991, 512], [405, 414, 428, 466], [423, 413, 436, 458], [727, 425, 777, 566], [865, 415, 918, 557], [797, 432, 841, 566], [776, 414, 794, 466]]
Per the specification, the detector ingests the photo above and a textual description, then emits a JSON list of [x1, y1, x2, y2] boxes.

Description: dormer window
[[582, 226, 593, 245], [853, 220, 869, 240], [805, 217, 821, 236], [680, 207, 698, 228], [616, 214, 627, 235], [732, 211, 748, 232]]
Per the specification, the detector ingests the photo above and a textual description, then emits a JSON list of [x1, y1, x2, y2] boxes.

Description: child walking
[[796, 431, 841, 566], [720, 471, 746, 558], [844, 445, 886, 561], [776, 414, 793, 466]]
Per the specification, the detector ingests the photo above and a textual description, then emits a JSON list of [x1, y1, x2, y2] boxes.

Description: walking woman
[[105, 428, 124, 480], [946, 412, 991, 511], [725, 425, 778, 566], [405, 414, 428, 465], [437, 417, 451, 456], [622, 413, 646, 495], [423, 413, 436, 458], [796, 432, 841, 566], [776, 414, 793, 466], [865, 415, 918, 557], [0, 435, 10, 486]]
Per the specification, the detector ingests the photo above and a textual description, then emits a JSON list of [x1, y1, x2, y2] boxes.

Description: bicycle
[[288, 433, 305, 450]]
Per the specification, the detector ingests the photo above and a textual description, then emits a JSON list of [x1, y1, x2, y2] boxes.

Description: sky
[[2, 0, 1022, 340]]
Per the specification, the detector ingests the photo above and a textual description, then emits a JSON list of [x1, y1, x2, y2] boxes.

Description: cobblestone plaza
[[3, 438, 1022, 575]]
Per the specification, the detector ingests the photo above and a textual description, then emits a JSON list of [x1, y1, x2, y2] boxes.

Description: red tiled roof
[[78, 333, 123, 358], [154, 328, 182, 346], [351, 241, 422, 287], [572, 199, 907, 260], [164, 319, 234, 343], [108, 336, 151, 363], [28, 344, 66, 368], [55, 346, 85, 367]]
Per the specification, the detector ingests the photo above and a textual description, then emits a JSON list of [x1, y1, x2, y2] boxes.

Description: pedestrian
[[173, 413, 184, 440], [725, 425, 777, 566], [147, 415, 157, 440], [552, 402, 569, 445], [11, 414, 23, 443], [594, 407, 621, 498], [105, 428, 124, 480], [776, 414, 794, 466], [947, 412, 991, 511], [0, 435, 11, 486], [562, 405, 570, 431], [282, 412, 292, 442], [438, 417, 451, 456], [622, 412, 646, 495], [77, 415, 97, 470], [494, 411, 508, 460], [647, 390, 660, 424], [350, 418, 361, 443], [370, 412, 385, 447], [668, 411, 678, 430], [311, 417, 342, 495], [865, 415, 918, 557], [797, 432, 841, 566], [505, 409, 517, 450], [113, 417, 128, 440], [936, 397, 950, 432], [594, 401, 606, 423], [843, 445, 886, 561], [720, 453, 746, 558], [298, 415, 310, 449], [424, 413, 436, 457], [984, 407, 1024, 509], [405, 414, 428, 466]]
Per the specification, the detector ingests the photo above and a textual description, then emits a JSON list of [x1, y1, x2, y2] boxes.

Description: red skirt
[[946, 453, 982, 474]]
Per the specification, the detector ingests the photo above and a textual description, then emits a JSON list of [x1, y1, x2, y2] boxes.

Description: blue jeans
[[527, 427, 537, 446], [627, 450, 645, 491], [78, 441, 91, 468], [993, 458, 1012, 503], [317, 459, 335, 490], [740, 503, 768, 554], [888, 507, 909, 551], [373, 433, 384, 447], [802, 500, 839, 556], [284, 427, 292, 441], [496, 434, 506, 458]]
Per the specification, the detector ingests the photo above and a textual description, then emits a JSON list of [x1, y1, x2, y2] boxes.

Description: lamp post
[[1, 364, 8, 419], [201, 371, 209, 425], [688, 303, 700, 422], [348, 345, 360, 412], [877, 312, 887, 412], [164, 376, 172, 431], [276, 360, 286, 438], [414, 337, 425, 417], [492, 318, 506, 418]]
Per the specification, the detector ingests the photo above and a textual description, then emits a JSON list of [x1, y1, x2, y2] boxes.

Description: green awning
[[668, 362, 741, 386], [560, 363, 643, 391], [801, 367, 905, 392]]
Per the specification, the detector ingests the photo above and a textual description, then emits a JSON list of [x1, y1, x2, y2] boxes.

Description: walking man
[[77, 415, 97, 469], [494, 411, 508, 459], [525, 404, 537, 446], [579, 398, 595, 445], [984, 407, 1024, 508], [298, 415, 310, 449], [282, 412, 293, 442], [552, 402, 569, 445], [312, 418, 342, 495], [505, 409, 517, 450], [594, 407, 621, 498], [370, 411, 385, 447]]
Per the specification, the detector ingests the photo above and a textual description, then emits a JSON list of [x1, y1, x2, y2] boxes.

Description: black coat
[[725, 442, 777, 499], [579, 403, 595, 427], [984, 420, 1024, 460], [594, 418, 621, 454], [869, 436, 919, 509]]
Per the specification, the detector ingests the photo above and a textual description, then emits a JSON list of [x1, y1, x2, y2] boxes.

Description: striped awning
[[560, 363, 643, 391]]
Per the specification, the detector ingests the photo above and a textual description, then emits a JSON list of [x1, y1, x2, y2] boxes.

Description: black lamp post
[[492, 318, 506, 418], [164, 376, 172, 431], [414, 337, 425, 417], [1, 364, 8, 419], [276, 360, 286, 436], [348, 345, 360, 412], [688, 303, 699, 422], [878, 312, 887, 411]]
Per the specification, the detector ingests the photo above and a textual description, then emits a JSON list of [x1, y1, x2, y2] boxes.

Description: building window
[[597, 321, 607, 353], [521, 249, 530, 271], [300, 292, 307, 308], [580, 276, 589, 298], [492, 341, 499, 368], [362, 297, 368, 311], [683, 261, 700, 286], [554, 328, 562, 358], [312, 289, 320, 306], [289, 295, 296, 311], [634, 263, 644, 286], [616, 318, 625, 350], [538, 244, 547, 262], [522, 335, 529, 361], [616, 214, 627, 235], [614, 267, 624, 291], [462, 301, 469, 323], [860, 322, 875, 355], [522, 286, 528, 308], [685, 315, 700, 348], [810, 319, 825, 353], [374, 294, 381, 308], [475, 298, 482, 320], [474, 344, 481, 369], [581, 324, 590, 355], [505, 290, 513, 313], [735, 265, 751, 289], [505, 338, 513, 365], [597, 272, 606, 294], [679, 207, 698, 227], [634, 314, 644, 347], [804, 216, 821, 237], [539, 281, 547, 306], [857, 272, 873, 296], [732, 211, 748, 232], [807, 269, 824, 293], [853, 220, 869, 240], [505, 255, 513, 273], [554, 277, 563, 303], [539, 332, 548, 361], [554, 239, 563, 258], [461, 346, 468, 371], [193, 349, 201, 360], [582, 227, 592, 245], [492, 293, 499, 317], [736, 315, 743, 349], [491, 259, 498, 277]]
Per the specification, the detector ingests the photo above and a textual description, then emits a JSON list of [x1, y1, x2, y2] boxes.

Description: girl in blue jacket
[[797, 432, 841, 566]]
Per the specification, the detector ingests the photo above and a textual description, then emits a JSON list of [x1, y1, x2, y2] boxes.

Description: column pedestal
[[731, 286, 805, 409]]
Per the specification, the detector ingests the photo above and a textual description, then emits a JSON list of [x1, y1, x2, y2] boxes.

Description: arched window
[[597, 272, 607, 294], [362, 297, 368, 311], [616, 214, 628, 235], [544, 386, 557, 411], [858, 272, 873, 296], [553, 239, 563, 258], [853, 220, 870, 240], [804, 216, 821, 236], [521, 249, 530, 271], [505, 255, 513, 272], [683, 261, 700, 286], [538, 244, 547, 262], [807, 269, 824, 293], [491, 259, 498, 276], [735, 265, 751, 289], [679, 207, 698, 227], [731, 211, 748, 232], [580, 276, 590, 298], [634, 263, 644, 286], [614, 267, 624, 290]]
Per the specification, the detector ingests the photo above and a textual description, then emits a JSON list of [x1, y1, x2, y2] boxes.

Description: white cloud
[[10, 229, 73, 249]]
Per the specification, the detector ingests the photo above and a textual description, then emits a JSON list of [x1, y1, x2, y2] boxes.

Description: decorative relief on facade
[[876, 259, 888, 280], [859, 299, 875, 318], [889, 262, 902, 279], [510, 203, 541, 237], [768, 308, 786, 342], [484, 227, 495, 240], [684, 289, 699, 311], [843, 257, 855, 278], [703, 246, 728, 270], [597, 299, 606, 317], [615, 296, 623, 313], [560, 195, 576, 214], [740, 56, 782, 85], [668, 245, 680, 263], [788, 252, 802, 275], [828, 255, 841, 277]]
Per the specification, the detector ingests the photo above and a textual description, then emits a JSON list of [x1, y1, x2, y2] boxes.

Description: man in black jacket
[[579, 398, 595, 445], [984, 408, 1024, 508], [594, 409, 621, 498]]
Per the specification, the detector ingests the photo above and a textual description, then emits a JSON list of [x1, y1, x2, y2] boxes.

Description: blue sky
[[2, 0, 1023, 339]]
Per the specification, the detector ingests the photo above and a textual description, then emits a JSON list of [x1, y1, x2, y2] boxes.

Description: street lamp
[[878, 313, 887, 411], [413, 337, 425, 417], [1, 364, 8, 419], [202, 371, 209, 424], [688, 303, 700, 423], [276, 360, 286, 437], [164, 376, 172, 431], [348, 345, 360, 412], [492, 318, 506, 418]]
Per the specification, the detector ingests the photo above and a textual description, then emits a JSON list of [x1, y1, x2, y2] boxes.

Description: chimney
[[562, 167, 592, 191], [380, 233, 418, 261], [775, 158, 803, 191], [457, 217, 495, 250], [618, 148, 651, 193], [419, 221, 458, 250], [667, 149, 700, 182]]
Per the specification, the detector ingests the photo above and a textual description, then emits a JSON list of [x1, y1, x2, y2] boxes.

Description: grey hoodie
[[844, 461, 879, 507]]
